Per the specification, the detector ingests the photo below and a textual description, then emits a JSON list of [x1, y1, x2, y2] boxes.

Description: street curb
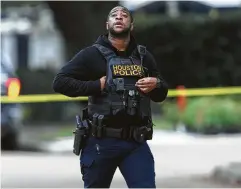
[[211, 162, 241, 186]]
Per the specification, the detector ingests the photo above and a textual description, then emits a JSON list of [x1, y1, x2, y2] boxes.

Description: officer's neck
[[108, 34, 130, 51]]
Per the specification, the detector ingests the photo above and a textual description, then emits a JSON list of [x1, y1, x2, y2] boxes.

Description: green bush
[[161, 100, 181, 124], [162, 97, 241, 134], [134, 14, 241, 89]]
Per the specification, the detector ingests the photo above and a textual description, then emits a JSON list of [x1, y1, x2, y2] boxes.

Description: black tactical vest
[[88, 44, 152, 127]]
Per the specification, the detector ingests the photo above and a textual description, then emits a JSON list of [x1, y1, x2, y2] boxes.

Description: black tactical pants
[[80, 136, 156, 188]]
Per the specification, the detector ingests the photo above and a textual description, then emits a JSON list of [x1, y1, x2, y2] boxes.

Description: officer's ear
[[130, 22, 134, 31], [106, 22, 109, 30]]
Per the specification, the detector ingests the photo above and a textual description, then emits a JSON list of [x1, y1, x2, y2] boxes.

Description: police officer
[[53, 5, 168, 188]]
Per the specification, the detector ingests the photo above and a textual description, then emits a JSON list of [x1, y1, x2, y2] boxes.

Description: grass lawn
[[152, 117, 174, 130]]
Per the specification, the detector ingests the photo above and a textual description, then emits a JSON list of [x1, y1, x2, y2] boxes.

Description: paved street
[[2, 137, 241, 188]]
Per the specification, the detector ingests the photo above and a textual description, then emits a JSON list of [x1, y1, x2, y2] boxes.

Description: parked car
[[1, 59, 23, 150]]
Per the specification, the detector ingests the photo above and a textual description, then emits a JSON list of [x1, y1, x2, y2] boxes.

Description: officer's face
[[106, 7, 133, 38]]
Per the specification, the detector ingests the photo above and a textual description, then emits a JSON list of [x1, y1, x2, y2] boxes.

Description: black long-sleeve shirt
[[53, 34, 168, 103]]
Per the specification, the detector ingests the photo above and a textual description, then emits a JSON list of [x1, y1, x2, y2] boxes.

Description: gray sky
[[120, 0, 241, 11]]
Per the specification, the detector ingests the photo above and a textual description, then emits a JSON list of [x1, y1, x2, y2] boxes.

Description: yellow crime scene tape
[[1, 86, 241, 104]]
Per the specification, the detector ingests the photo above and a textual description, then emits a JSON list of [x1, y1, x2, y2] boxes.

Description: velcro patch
[[112, 64, 144, 77]]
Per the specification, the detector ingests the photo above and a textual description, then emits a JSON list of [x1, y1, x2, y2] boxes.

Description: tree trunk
[[47, 1, 118, 58]]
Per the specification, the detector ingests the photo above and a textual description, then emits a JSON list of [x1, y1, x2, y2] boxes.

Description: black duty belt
[[90, 124, 153, 143]]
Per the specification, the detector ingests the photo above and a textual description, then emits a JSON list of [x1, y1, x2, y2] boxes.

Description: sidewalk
[[19, 124, 241, 187]]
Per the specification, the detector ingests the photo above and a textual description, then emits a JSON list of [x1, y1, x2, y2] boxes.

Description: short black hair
[[107, 5, 134, 23]]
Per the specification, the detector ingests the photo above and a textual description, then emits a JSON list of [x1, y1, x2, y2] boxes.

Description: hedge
[[162, 97, 241, 134], [133, 12, 241, 88]]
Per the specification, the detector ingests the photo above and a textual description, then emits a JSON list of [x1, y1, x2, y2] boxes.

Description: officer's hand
[[100, 76, 106, 91], [135, 77, 157, 93]]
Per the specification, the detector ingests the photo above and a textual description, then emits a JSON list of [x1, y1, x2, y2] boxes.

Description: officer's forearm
[[52, 74, 101, 97]]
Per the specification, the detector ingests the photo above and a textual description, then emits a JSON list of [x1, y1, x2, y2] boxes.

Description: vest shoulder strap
[[137, 45, 146, 58], [94, 43, 147, 63], [136, 45, 146, 65], [93, 44, 116, 61]]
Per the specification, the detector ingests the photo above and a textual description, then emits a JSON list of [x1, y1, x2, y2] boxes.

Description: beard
[[108, 26, 131, 38]]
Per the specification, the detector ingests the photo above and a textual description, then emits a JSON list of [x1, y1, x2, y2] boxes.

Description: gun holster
[[73, 108, 90, 156]]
